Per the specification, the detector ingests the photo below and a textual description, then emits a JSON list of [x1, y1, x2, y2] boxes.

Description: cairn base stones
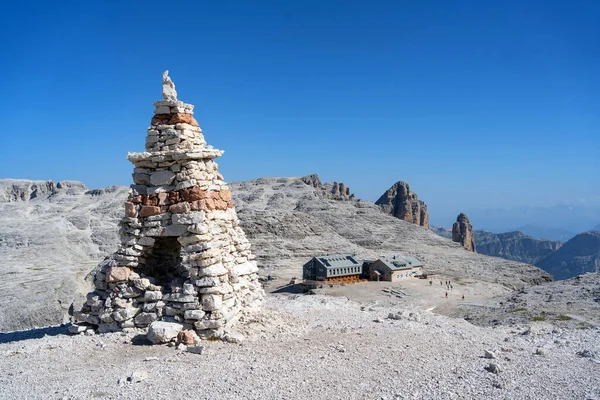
[[76, 71, 264, 339]]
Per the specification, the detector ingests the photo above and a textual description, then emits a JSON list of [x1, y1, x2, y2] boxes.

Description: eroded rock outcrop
[[452, 213, 476, 252], [300, 174, 355, 200], [375, 181, 429, 228], [0, 179, 58, 202]]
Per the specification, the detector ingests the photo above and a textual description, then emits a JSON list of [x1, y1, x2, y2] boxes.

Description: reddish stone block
[[227, 201, 235, 208], [204, 198, 215, 210], [168, 191, 180, 204], [181, 186, 207, 202], [143, 195, 158, 206], [139, 205, 162, 217], [214, 199, 228, 210], [169, 113, 199, 126], [106, 266, 132, 283], [177, 330, 197, 345], [220, 190, 232, 202], [189, 200, 203, 211], [130, 195, 144, 204], [169, 202, 191, 214], [124, 202, 137, 217], [151, 114, 171, 126]]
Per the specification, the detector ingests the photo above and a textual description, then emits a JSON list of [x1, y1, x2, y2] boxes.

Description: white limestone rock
[[199, 263, 229, 277], [147, 321, 183, 344], [184, 310, 206, 320], [113, 307, 140, 322], [202, 294, 223, 311], [150, 170, 175, 186]]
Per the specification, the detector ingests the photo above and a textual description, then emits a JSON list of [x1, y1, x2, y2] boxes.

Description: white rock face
[[146, 321, 183, 344], [0, 174, 559, 332], [0, 180, 127, 331]]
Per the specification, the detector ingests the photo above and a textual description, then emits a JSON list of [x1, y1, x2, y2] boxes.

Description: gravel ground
[[1, 293, 599, 400]]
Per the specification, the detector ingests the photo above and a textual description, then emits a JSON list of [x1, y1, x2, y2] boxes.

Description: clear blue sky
[[1, 0, 599, 225]]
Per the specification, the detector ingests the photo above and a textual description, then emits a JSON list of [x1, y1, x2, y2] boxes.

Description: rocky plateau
[[0, 176, 599, 399]]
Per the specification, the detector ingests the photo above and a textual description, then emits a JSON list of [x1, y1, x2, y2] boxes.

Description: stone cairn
[[76, 71, 264, 339]]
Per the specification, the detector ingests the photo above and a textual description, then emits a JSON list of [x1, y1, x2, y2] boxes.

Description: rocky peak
[[474, 230, 563, 265], [300, 174, 322, 189], [375, 181, 429, 228], [0, 179, 91, 202], [536, 230, 600, 280], [300, 174, 355, 200], [452, 213, 476, 252]]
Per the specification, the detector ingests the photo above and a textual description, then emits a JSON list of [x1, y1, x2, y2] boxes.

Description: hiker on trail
[[450, 284, 453, 290], [430, 280, 433, 286], [462, 294, 465, 300], [445, 292, 448, 298], [440, 281, 442, 286]]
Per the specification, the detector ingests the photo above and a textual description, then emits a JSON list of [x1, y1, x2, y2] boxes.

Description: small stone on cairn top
[[162, 70, 178, 101]]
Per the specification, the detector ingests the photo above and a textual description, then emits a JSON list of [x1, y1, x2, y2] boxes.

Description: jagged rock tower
[[375, 181, 429, 229], [452, 212, 476, 252], [77, 71, 264, 337]]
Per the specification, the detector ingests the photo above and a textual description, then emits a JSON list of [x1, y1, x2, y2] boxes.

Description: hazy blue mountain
[[536, 231, 600, 280], [512, 225, 576, 242], [474, 230, 563, 264], [463, 204, 600, 240]]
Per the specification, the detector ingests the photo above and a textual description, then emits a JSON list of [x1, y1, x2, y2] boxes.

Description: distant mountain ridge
[[432, 225, 600, 280], [474, 230, 563, 264], [536, 231, 600, 280], [465, 205, 600, 241]]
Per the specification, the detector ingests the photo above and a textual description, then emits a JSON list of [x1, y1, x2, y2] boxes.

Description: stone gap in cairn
[[76, 71, 264, 338]]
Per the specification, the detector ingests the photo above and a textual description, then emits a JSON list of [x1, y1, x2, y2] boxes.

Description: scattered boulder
[[535, 347, 546, 356], [177, 330, 199, 345], [387, 311, 422, 322], [485, 363, 501, 374], [576, 350, 595, 358], [68, 324, 88, 334], [222, 331, 245, 344], [146, 321, 183, 344], [387, 312, 402, 320], [484, 350, 497, 359], [127, 370, 148, 383], [452, 213, 476, 252], [375, 181, 429, 228]]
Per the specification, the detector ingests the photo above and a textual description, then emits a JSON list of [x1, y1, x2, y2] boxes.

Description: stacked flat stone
[[76, 72, 264, 338]]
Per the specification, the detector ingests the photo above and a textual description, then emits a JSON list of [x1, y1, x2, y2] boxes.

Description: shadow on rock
[[0, 324, 70, 344], [131, 334, 153, 346]]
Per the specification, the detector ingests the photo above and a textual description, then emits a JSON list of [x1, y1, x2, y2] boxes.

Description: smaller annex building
[[303, 254, 364, 283], [368, 256, 423, 282]]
